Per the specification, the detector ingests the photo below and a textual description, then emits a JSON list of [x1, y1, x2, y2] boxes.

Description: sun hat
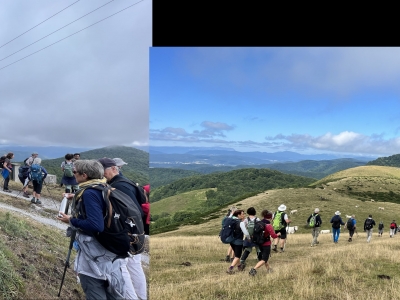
[[315, 208, 320, 213], [335, 211, 341, 215], [113, 158, 128, 167], [278, 204, 286, 212]]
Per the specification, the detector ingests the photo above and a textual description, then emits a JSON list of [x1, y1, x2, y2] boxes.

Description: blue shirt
[[70, 188, 106, 235]]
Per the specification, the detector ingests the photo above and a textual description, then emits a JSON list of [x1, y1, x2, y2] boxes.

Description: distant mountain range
[[149, 146, 377, 167], [0, 145, 149, 162]]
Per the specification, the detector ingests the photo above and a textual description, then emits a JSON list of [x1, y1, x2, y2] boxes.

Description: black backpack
[[76, 184, 145, 257], [18, 165, 30, 178], [111, 176, 147, 205], [365, 219, 373, 230], [0, 156, 6, 168], [220, 218, 240, 244], [346, 218, 354, 230], [251, 220, 270, 245], [23, 157, 30, 166]]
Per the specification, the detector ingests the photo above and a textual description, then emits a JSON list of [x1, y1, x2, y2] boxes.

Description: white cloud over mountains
[[151, 123, 400, 156]]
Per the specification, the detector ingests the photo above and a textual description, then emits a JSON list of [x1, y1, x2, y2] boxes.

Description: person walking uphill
[[347, 215, 357, 242], [61, 153, 79, 194], [226, 209, 247, 274], [57, 160, 127, 299], [389, 220, 397, 237], [272, 204, 291, 253], [330, 211, 345, 243], [307, 208, 322, 247], [238, 207, 261, 271], [364, 214, 376, 243], [378, 221, 384, 237], [1, 152, 14, 192], [28, 158, 47, 205], [248, 210, 280, 276]]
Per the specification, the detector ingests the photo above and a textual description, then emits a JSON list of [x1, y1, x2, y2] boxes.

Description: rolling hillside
[[149, 168, 201, 189], [152, 165, 400, 236], [367, 153, 400, 167], [39, 145, 149, 185]]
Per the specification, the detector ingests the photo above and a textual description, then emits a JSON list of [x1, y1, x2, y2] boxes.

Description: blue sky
[[150, 47, 400, 157]]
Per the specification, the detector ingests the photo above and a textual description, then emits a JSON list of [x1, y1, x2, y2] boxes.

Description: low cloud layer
[[151, 122, 400, 156], [0, 0, 151, 148]]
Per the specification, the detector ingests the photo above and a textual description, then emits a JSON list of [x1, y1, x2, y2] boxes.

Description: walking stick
[[57, 229, 77, 297]]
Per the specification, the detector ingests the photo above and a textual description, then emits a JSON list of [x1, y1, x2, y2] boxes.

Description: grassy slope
[[150, 165, 400, 299], [0, 205, 83, 299], [151, 188, 216, 216], [153, 165, 400, 237]]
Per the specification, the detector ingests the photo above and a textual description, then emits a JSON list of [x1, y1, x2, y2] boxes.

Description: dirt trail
[[0, 188, 150, 266]]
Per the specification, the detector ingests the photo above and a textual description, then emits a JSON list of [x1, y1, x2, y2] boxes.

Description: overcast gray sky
[[0, 0, 151, 149]]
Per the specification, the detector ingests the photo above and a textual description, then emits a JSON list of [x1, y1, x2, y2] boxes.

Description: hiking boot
[[31, 197, 36, 203], [35, 199, 42, 205], [3, 189, 11, 193], [23, 192, 30, 198], [226, 268, 235, 275], [237, 264, 246, 271], [279, 248, 284, 253], [272, 246, 278, 252], [249, 268, 257, 276], [224, 255, 230, 262]]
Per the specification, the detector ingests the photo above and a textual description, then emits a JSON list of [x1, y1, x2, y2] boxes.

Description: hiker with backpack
[[18, 163, 31, 198], [60, 154, 79, 194], [223, 209, 247, 274], [389, 220, 397, 237], [28, 158, 47, 204], [378, 221, 384, 237], [72, 153, 80, 162], [330, 211, 345, 243], [248, 210, 280, 276], [1, 153, 14, 193], [237, 207, 261, 271], [347, 215, 357, 242], [25, 152, 39, 166], [99, 157, 147, 300], [272, 204, 291, 253], [364, 214, 376, 243], [307, 208, 322, 247], [57, 159, 132, 299], [220, 208, 235, 262]]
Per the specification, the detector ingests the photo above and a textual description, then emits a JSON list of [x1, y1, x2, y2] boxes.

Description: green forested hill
[[150, 158, 366, 181], [149, 168, 201, 189], [39, 145, 149, 185], [367, 153, 400, 167], [150, 168, 315, 234], [151, 168, 316, 204]]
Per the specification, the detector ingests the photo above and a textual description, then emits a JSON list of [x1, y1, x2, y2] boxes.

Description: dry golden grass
[[150, 232, 400, 300]]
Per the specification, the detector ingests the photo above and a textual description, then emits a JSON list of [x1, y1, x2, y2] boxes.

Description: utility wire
[[0, 0, 80, 49], [0, 0, 146, 72], [0, 0, 115, 63]]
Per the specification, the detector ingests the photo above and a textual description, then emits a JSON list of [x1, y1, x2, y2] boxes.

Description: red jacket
[[262, 223, 279, 246], [141, 203, 150, 225]]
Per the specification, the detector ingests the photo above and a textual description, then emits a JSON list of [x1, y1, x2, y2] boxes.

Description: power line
[[0, 0, 115, 63], [0, 0, 80, 49], [0, 0, 146, 72]]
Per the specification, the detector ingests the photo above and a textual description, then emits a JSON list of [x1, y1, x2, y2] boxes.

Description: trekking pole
[[58, 229, 77, 297]]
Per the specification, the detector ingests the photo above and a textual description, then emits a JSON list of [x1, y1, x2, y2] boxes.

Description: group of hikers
[[308, 209, 398, 244], [0, 152, 150, 299], [220, 204, 399, 277], [220, 204, 291, 276]]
